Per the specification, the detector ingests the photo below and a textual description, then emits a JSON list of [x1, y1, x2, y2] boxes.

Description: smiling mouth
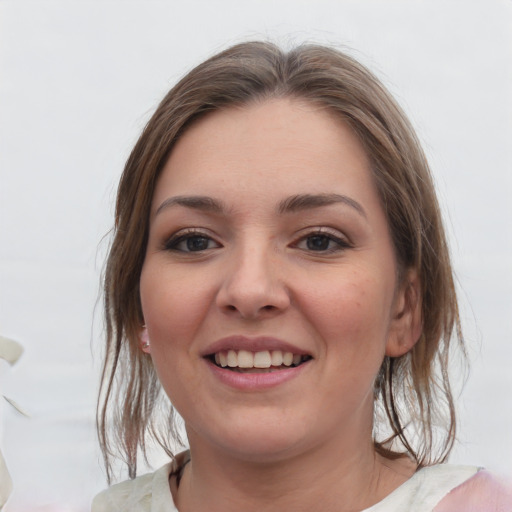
[[207, 349, 312, 373]]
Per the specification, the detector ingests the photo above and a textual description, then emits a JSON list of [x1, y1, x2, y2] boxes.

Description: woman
[[93, 42, 510, 511]]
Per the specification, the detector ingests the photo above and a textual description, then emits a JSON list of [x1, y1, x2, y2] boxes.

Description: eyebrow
[[155, 195, 225, 216], [155, 193, 367, 218], [278, 193, 367, 218]]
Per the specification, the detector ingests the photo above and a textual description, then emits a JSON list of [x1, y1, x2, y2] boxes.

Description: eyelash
[[163, 228, 351, 254], [163, 229, 221, 253], [293, 228, 352, 254]]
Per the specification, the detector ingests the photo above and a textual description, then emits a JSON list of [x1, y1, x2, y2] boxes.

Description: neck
[[174, 433, 415, 512]]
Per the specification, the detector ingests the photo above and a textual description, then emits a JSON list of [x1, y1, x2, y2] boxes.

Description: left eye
[[165, 233, 220, 252], [295, 232, 350, 253]]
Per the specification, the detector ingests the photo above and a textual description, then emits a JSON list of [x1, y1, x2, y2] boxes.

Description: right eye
[[164, 230, 221, 253]]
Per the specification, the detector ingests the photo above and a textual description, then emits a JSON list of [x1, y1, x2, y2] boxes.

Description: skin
[[140, 98, 422, 511]]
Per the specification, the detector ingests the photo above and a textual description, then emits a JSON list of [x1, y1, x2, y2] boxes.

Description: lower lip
[[205, 359, 310, 390]]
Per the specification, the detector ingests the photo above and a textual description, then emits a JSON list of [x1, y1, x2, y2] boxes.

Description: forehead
[[152, 98, 376, 211]]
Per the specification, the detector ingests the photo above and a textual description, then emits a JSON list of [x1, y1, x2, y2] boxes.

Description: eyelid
[[292, 227, 352, 252], [163, 227, 222, 252]]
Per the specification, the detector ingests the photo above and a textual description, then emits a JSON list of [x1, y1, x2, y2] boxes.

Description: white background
[[0, 1, 511, 510]]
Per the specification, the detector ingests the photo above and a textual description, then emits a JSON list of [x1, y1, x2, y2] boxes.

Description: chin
[[189, 411, 313, 464], [220, 436, 307, 464]]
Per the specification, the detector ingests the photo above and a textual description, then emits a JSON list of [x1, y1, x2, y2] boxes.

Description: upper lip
[[201, 335, 312, 357]]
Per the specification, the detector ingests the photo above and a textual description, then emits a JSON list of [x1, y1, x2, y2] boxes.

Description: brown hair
[[98, 41, 464, 482]]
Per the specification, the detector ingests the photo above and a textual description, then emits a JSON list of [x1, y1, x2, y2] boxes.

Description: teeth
[[270, 350, 283, 366], [282, 352, 293, 366], [237, 350, 254, 368], [212, 349, 307, 369], [254, 351, 271, 368], [227, 350, 238, 367]]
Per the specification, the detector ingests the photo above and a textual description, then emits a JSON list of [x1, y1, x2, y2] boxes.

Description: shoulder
[[92, 470, 155, 512], [434, 469, 512, 512], [365, 464, 480, 511], [91, 459, 180, 512]]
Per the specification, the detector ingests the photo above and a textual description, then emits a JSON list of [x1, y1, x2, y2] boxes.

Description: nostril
[[223, 303, 278, 316]]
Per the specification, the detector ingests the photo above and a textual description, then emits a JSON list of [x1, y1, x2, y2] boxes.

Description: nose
[[215, 242, 290, 320]]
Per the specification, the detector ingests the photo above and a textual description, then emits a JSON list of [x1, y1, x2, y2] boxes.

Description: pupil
[[307, 235, 329, 251], [187, 236, 209, 251]]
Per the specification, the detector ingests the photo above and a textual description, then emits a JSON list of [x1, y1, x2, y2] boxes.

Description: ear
[[385, 269, 422, 357], [139, 326, 151, 354]]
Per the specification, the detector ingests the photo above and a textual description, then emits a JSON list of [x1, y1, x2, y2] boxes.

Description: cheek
[[300, 271, 393, 345], [139, 265, 213, 409], [139, 264, 214, 350], [303, 273, 393, 407]]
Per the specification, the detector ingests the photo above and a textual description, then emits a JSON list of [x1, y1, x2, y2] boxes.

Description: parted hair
[[98, 41, 463, 482]]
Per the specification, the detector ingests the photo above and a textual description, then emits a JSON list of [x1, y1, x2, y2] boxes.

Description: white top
[[91, 452, 479, 512]]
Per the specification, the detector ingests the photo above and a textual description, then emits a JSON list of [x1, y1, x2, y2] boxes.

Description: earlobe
[[385, 269, 422, 357], [140, 326, 151, 354]]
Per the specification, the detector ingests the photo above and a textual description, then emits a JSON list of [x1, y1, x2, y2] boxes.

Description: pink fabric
[[434, 471, 512, 512]]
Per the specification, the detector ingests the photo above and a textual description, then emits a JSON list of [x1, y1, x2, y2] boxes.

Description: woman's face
[[140, 98, 419, 462]]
